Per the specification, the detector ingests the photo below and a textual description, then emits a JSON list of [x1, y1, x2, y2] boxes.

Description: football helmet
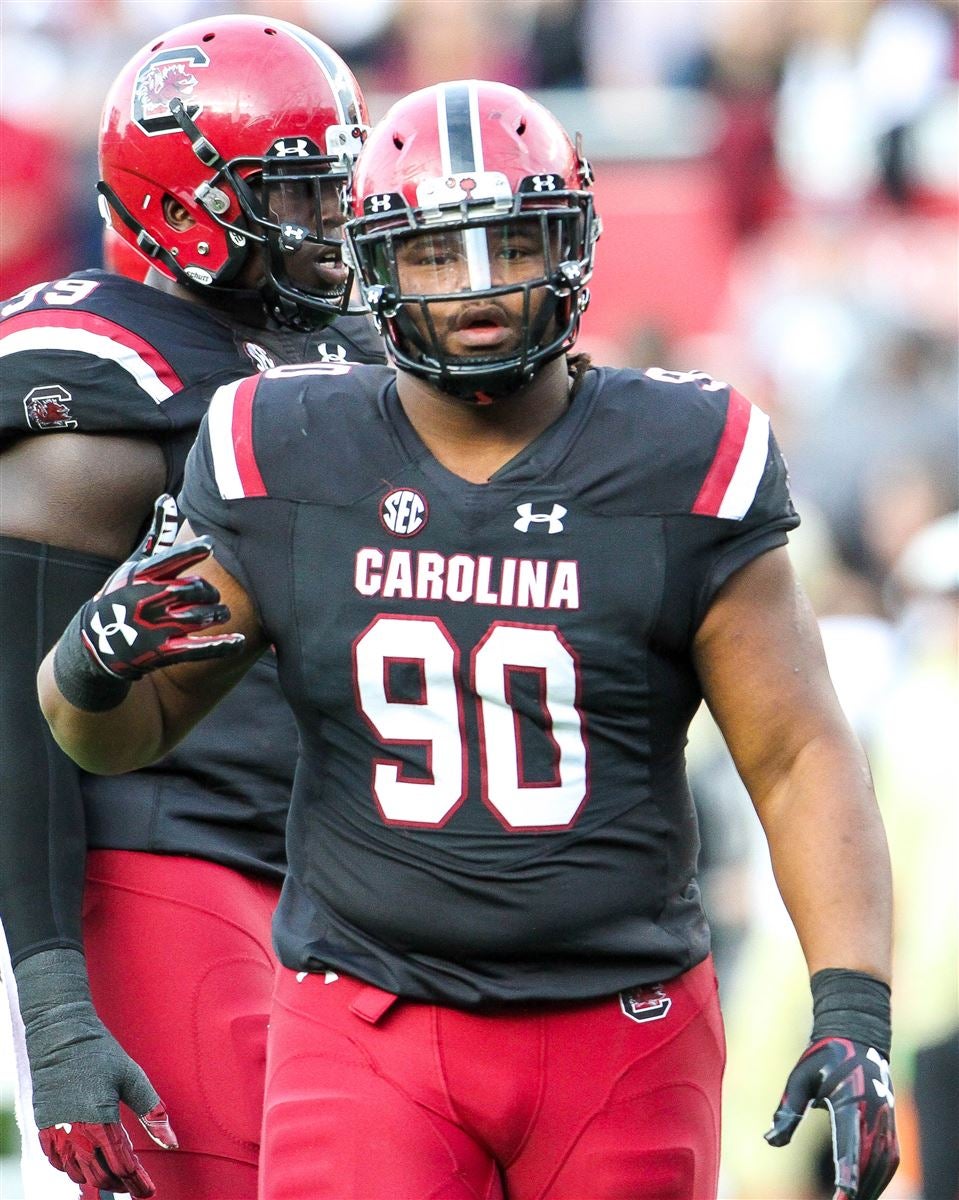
[[97, 14, 369, 328], [347, 80, 599, 399], [102, 225, 147, 282]]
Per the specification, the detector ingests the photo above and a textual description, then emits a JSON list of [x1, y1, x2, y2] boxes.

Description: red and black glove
[[40, 1109, 175, 1198], [52, 494, 244, 711], [765, 970, 899, 1200], [15, 948, 178, 1197]]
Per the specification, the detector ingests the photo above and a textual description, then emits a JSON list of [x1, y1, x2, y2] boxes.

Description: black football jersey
[[0, 270, 384, 878], [181, 361, 799, 1004]]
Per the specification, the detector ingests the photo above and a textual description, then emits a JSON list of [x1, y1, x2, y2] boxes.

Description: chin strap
[[96, 182, 184, 281]]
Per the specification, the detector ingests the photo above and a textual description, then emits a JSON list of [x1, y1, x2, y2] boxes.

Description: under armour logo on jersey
[[381, 488, 429, 537], [868, 1048, 895, 1106], [514, 502, 567, 534], [271, 138, 311, 158], [89, 605, 138, 655], [314, 343, 348, 363]]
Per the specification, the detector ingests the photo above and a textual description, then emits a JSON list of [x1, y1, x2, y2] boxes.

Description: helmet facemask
[[348, 178, 597, 400], [98, 93, 367, 331], [211, 133, 359, 329]]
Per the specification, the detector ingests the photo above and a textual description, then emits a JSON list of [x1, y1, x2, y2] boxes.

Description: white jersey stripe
[[0, 327, 173, 404], [717, 405, 770, 519], [207, 380, 246, 500]]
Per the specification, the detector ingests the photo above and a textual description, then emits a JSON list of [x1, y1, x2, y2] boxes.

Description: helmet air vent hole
[[516, 119, 527, 135], [393, 134, 404, 149], [202, 33, 215, 42], [265, 28, 278, 35], [150, 41, 163, 50]]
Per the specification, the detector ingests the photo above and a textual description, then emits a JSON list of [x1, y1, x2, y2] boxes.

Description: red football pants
[[262, 956, 725, 1199], [82, 850, 281, 1200]]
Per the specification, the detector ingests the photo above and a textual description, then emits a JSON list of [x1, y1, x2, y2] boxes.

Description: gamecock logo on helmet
[[23, 386, 78, 431], [133, 47, 209, 135]]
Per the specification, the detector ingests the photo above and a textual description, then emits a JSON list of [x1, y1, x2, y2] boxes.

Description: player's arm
[[37, 518, 266, 776], [694, 544, 890, 978], [693, 544, 898, 1200]]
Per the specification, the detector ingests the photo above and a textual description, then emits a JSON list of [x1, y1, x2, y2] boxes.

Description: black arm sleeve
[[0, 537, 117, 963]]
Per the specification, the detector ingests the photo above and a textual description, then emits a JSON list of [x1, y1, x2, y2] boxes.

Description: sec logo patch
[[380, 488, 429, 537]]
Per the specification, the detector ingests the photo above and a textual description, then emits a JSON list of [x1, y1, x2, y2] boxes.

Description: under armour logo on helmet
[[366, 193, 393, 213], [271, 138, 311, 158], [89, 605, 138, 655], [531, 174, 558, 191], [514, 503, 567, 534]]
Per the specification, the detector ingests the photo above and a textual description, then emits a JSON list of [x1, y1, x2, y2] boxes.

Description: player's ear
[[162, 195, 195, 231]]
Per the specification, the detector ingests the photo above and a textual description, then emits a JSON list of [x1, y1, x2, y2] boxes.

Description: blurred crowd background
[[1, 1, 957, 1196]]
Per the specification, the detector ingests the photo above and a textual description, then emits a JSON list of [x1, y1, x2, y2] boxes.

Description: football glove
[[133, 491, 182, 559], [765, 969, 899, 1200], [53, 494, 244, 711], [15, 948, 177, 1197]]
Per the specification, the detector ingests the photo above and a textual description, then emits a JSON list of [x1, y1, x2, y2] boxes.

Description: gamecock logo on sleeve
[[133, 47, 209, 135], [23, 386, 78, 431]]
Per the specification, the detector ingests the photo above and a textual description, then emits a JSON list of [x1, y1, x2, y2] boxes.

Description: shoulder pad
[[205, 363, 395, 503], [573, 367, 774, 518]]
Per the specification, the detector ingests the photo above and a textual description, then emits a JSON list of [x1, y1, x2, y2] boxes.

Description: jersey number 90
[[354, 615, 588, 832]]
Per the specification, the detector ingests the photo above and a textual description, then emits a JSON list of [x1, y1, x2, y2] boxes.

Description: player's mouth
[[450, 304, 514, 350], [311, 249, 349, 291]]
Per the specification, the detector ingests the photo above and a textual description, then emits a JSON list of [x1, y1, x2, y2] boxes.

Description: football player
[[39, 81, 899, 1199], [0, 14, 383, 1198]]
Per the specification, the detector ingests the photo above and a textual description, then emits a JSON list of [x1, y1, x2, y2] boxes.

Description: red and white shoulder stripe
[[691, 389, 770, 520], [0, 310, 181, 404], [207, 376, 268, 500]]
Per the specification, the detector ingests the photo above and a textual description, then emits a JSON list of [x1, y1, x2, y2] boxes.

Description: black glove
[[53, 494, 244, 711], [15, 948, 177, 1196], [765, 970, 899, 1199]]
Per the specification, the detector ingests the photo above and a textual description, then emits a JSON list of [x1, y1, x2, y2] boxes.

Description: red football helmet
[[98, 14, 369, 328], [347, 80, 599, 398]]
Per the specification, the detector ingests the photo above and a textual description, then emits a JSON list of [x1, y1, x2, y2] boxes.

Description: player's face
[[392, 218, 559, 357], [263, 170, 350, 294]]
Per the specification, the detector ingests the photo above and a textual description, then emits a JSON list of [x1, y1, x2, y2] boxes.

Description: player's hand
[[79, 498, 244, 681], [39, 1105, 175, 1198], [15, 948, 178, 1196], [765, 1036, 899, 1199]]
